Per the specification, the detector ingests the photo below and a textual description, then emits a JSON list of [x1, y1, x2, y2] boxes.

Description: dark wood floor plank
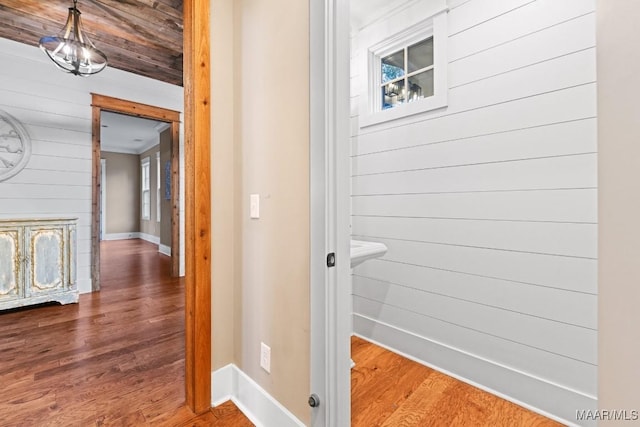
[[0, 239, 251, 427]]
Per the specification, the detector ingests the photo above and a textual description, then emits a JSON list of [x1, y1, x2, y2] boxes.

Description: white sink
[[350, 240, 388, 268]]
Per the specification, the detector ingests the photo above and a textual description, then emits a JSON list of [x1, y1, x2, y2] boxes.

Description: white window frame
[[141, 156, 150, 220], [359, 9, 448, 128], [156, 152, 161, 223]]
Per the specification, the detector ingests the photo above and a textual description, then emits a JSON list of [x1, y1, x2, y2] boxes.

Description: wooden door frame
[[183, 0, 212, 413], [90, 94, 181, 287]]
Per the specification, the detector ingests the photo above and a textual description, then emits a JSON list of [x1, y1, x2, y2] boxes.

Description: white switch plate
[[250, 194, 260, 219], [260, 342, 271, 373]]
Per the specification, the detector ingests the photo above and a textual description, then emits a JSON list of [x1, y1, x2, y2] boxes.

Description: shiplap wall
[[350, 0, 597, 424], [0, 38, 184, 293]]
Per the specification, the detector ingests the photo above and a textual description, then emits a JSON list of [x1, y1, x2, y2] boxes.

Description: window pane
[[382, 79, 406, 110], [156, 155, 160, 190], [407, 69, 434, 102], [408, 37, 433, 73], [143, 190, 150, 219], [142, 164, 150, 191], [156, 154, 161, 222], [381, 50, 404, 83]]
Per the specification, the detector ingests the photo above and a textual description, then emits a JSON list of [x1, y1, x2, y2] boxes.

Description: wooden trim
[[91, 94, 181, 122], [170, 121, 180, 276], [91, 105, 101, 291], [183, 0, 212, 414], [90, 94, 182, 284]]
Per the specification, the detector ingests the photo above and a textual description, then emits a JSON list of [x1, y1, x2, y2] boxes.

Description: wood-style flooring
[[0, 239, 250, 426], [351, 336, 563, 426], [1, 239, 562, 426]]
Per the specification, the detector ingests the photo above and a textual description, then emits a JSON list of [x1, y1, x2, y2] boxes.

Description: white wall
[[350, 0, 597, 424], [0, 37, 184, 293], [100, 151, 140, 234]]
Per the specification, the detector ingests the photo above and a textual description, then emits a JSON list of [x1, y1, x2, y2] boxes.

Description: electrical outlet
[[260, 342, 271, 373]]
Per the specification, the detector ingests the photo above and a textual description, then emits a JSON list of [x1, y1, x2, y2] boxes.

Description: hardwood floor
[[0, 239, 250, 427], [351, 336, 563, 426], [1, 239, 563, 426]]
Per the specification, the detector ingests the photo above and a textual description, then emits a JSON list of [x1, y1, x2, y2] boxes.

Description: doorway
[[86, 0, 211, 416], [90, 94, 181, 290]]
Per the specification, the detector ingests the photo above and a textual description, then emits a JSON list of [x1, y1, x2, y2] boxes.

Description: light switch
[[250, 194, 260, 219]]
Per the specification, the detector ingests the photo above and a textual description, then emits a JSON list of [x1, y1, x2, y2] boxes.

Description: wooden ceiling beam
[[0, 0, 184, 86], [0, 21, 182, 86], [0, 1, 183, 53]]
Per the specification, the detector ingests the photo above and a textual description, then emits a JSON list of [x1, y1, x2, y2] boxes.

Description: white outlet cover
[[260, 342, 271, 373]]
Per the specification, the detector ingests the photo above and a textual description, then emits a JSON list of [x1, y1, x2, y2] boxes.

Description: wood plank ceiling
[[0, 0, 183, 86]]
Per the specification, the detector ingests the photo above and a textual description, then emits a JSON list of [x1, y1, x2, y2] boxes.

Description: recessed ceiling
[[0, 0, 183, 86], [101, 111, 168, 155]]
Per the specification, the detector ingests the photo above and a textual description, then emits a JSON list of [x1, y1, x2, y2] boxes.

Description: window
[[381, 37, 434, 110], [141, 157, 150, 220], [156, 152, 161, 223], [359, 9, 448, 128]]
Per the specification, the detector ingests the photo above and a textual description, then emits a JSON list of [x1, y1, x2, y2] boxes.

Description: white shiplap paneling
[[352, 188, 597, 223], [353, 83, 596, 155], [449, 12, 595, 87], [352, 215, 597, 258], [350, 0, 597, 423], [352, 118, 596, 176], [448, 0, 595, 61], [0, 37, 184, 293], [0, 182, 91, 200], [353, 288, 596, 365], [352, 153, 597, 195], [354, 259, 596, 328], [447, 0, 535, 35], [364, 236, 598, 294]]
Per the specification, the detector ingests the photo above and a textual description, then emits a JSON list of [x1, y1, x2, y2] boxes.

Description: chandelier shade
[[39, 0, 108, 76]]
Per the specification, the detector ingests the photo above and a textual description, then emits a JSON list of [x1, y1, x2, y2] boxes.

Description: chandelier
[[39, 0, 108, 76]]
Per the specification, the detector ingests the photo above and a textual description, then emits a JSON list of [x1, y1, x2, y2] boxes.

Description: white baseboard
[[103, 232, 139, 241], [353, 314, 597, 427], [212, 364, 305, 427], [138, 232, 160, 245], [103, 232, 161, 245], [159, 243, 171, 257]]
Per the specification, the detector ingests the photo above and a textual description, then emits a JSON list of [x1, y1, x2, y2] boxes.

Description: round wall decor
[[0, 110, 31, 182]]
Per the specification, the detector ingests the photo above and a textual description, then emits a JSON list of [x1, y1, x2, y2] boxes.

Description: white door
[[310, 0, 352, 425]]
